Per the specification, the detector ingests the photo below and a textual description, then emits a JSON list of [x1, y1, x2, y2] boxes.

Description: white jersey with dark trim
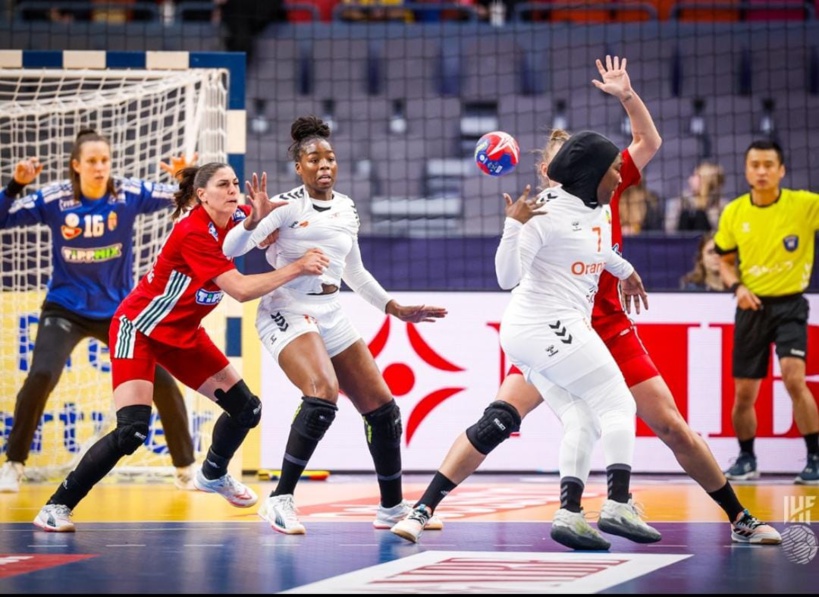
[[511, 187, 634, 319]]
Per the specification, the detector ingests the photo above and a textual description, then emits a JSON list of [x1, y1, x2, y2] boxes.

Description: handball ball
[[475, 131, 520, 177]]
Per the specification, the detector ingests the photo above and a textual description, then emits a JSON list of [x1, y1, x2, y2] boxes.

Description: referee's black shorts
[[733, 293, 809, 379]]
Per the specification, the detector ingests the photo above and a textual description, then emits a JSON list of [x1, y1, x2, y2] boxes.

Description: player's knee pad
[[292, 396, 337, 441], [363, 399, 402, 446], [465, 400, 522, 455], [214, 380, 262, 429], [114, 404, 152, 455]]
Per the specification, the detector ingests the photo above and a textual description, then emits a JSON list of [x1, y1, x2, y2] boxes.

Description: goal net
[[0, 66, 229, 482]]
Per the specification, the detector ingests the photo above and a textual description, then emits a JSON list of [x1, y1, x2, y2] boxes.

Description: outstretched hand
[[504, 184, 547, 225], [592, 55, 633, 102], [159, 151, 199, 180], [245, 171, 287, 228], [13, 157, 44, 185], [386, 301, 448, 323], [621, 270, 648, 315]]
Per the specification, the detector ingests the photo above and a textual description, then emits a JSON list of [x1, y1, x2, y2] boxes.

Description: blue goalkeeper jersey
[[0, 177, 176, 319]]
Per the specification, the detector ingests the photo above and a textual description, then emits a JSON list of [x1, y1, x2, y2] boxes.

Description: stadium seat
[[745, 0, 812, 21], [669, 0, 742, 22], [285, 0, 338, 22]]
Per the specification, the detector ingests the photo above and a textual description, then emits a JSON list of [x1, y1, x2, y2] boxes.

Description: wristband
[[729, 282, 741, 294]]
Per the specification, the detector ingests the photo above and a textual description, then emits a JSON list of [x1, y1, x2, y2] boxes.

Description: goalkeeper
[[0, 129, 197, 492]]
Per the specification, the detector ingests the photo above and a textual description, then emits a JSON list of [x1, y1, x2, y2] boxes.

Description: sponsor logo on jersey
[[783, 235, 799, 252], [61, 243, 123, 263], [195, 288, 224, 305], [571, 220, 581, 231], [571, 261, 605, 275], [58, 198, 81, 211], [60, 225, 82, 240], [288, 221, 309, 229], [232, 208, 247, 222], [208, 222, 218, 241], [107, 211, 118, 232]]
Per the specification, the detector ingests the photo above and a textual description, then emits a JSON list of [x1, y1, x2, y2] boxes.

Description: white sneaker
[[258, 494, 306, 535], [0, 461, 24, 493], [598, 497, 662, 544], [551, 508, 611, 550], [374, 500, 443, 530], [193, 467, 258, 507], [390, 504, 435, 544], [34, 504, 75, 533], [174, 465, 196, 491]]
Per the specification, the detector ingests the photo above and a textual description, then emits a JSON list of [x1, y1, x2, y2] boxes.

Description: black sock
[[50, 432, 122, 510], [273, 429, 319, 497], [560, 477, 584, 513], [738, 437, 755, 457], [804, 432, 819, 456], [417, 472, 458, 513], [606, 465, 631, 503], [202, 412, 248, 479], [363, 403, 403, 508], [708, 482, 745, 523]]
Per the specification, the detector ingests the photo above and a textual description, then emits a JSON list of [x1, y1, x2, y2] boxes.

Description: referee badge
[[783, 235, 799, 252]]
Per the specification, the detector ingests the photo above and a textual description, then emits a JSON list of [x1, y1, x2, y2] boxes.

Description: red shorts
[[506, 324, 659, 388], [110, 316, 229, 391]]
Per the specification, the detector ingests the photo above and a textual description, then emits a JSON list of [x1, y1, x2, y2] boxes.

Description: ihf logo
[[782, 496, 818, 565]]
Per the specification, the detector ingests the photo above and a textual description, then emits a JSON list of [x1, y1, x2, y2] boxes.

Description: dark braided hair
[[69, 128, 115, 202], [288, 115, 331, 162], [171, 162, 230, 219]]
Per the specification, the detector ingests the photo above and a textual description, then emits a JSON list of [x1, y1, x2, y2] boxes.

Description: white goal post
[[0, 50, 246, 481]]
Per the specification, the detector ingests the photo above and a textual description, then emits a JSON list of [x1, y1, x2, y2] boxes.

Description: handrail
[[332, 2, 481, 22], [512, 2, 659, 22], [670, 2, 816, 20], [14, 1, 160, 22]]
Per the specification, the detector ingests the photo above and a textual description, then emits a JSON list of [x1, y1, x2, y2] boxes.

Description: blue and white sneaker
[[193, 467, 258, 507], [259, 494, 306, 535], [724, 452, 760, 481], [794, 454, 819, 485], [34, 504, 75, 533]]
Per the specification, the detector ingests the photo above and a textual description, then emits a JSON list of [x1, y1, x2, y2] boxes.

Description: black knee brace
[[214, 380, 262, 428], [292, 396, 337, 441], [363, 399, 402, 445], [113, 404, 152, 455], [465, 400, 522, 455]]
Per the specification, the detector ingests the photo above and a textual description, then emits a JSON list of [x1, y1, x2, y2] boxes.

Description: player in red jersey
[[33, 163, 329, 532], [392, 56, 781, 548]]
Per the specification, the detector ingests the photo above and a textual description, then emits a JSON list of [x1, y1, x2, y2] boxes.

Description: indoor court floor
[[1, 472, 817, 593]]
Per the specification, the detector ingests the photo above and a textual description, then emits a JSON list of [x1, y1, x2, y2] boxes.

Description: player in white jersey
[[223, 115, 448, 535], [502, 132, 660, 547]]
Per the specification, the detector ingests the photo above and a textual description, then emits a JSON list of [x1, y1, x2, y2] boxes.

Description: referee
[[715, 139, 819, 485]]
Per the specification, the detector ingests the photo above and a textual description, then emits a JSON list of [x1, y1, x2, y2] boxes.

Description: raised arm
[[592, 55, 662, 171]]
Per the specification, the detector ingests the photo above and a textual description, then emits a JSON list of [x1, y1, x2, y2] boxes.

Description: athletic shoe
[[34, 504, 76, 533], [731, 509, 782, 544], [258, 494, 306, 535], [373, 500, 444, 530], [551, 508, 611, 551], [193, 468, 257, 507], [174, 465, 197, 491], [390, 504, 434, 544], [0, 461, 24, 493], [724, 452, 760, 481], [794, 454, 819, 485], [598, 497, 662, 544]]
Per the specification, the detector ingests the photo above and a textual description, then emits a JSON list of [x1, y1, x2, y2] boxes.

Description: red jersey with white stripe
[[115, 204, 250, 347], [591, 149, 641, 340]]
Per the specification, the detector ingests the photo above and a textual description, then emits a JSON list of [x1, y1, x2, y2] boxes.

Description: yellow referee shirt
[[714, 189, 819, 297]]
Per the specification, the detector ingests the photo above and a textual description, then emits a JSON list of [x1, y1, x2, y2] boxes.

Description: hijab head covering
[[547, 131, 619, 208]]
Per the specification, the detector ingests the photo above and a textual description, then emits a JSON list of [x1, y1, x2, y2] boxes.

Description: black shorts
[[732, 294, 809, 379]]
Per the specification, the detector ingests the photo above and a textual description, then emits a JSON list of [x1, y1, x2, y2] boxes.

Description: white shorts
[[255, 288, 360, 363]]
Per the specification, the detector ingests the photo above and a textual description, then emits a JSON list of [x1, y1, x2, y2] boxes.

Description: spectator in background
[[680, 232, 726, 291], [340, 0, 413, 22], [665, 161, 729, 233], [619, 180, 664, 236], [715, 138, 819, 485]]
